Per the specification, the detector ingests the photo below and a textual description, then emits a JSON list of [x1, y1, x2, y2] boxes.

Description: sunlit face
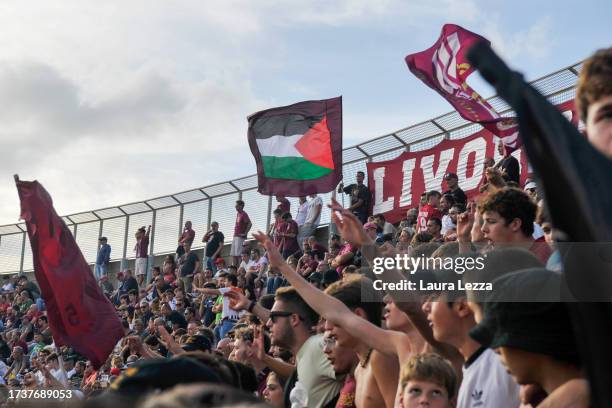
[[325, 318, 357, 349], [401, 380, 450, 408], [496, 347, 539, 386], [540, 222, 554, 246], [323, 327, 356, 375], [421, 295, 457, 344], [263, 373, 285, 408], [427, 220, 440, 236], [266, 300, 295, 349], [440, 196, 451, 212], [481, 211, 518, 245], [466, 300, 483, 324], [383, 296, 411, 331], [586, 94, 612, 158]]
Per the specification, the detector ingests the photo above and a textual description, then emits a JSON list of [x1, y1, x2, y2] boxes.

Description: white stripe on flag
[[256, 134, 303, 157]]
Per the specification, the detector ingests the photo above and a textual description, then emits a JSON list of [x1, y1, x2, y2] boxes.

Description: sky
[[0, 0, 610, 225]]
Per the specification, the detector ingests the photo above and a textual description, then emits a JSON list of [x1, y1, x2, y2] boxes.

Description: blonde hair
[[400, 354, 457, 398]]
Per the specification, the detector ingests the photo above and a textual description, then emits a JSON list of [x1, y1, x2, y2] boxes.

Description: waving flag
[[248, 96, 342, 196], [15, 177, 124, 369], [406, 24, 520, 151]]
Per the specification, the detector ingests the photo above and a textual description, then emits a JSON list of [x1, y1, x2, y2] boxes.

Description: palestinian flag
[[248, 96, 342, 196]]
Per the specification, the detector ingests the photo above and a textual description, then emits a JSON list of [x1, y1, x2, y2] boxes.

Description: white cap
[[524, 181, 537, 190]]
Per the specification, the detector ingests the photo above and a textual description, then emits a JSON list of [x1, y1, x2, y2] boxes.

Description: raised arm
[[329, 199, 461, 360], [252, 230, 402, 358]]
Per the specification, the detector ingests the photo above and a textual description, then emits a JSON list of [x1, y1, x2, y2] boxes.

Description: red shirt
[[335, 374, 356, 408], [336, 243, 356, 273], [179, 228, 195, 245], [417, 204, 442, 233], [234, 210, 251, 237], [277, 198, 290, 214], [529, 241, 553, 264], [135, 234, 150, 258], [272, 220, 285, 248], [280, 220, 299, 252]]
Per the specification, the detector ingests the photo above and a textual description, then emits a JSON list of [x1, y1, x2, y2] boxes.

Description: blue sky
[[0, 0, 610, 224]]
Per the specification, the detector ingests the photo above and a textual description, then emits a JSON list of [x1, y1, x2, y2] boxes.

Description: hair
[[463, 248, 543, 305], [431, 242, 460, 259], [236, 200, 245, 207], [577, 47, 612, 121], [410, 232, 434, 247], [357, 171, 365, 176], [451, 203, 466, 213], [400, 353, 457, 398], [325, 276, 383, 326], [46, 353, 59, 363], [281, 212, 292, 220], [411, 242, 441, 258], [273, 208, 283, 216], [274, 287, 319, 328], [259, 294, 275, 310], [226, 274, 238, 286], [426, 190, 441, 201], [536, 203, 551, 225], [428, 217, 442, 230], [441, 193, 455, 206], [478, 188, 536, 237]]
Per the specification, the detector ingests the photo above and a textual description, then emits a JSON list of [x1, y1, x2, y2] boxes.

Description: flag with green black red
[[248, 96, 342, 196]]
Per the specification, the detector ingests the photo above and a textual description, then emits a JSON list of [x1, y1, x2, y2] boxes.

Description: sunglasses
[[269, 311, 301, 323]]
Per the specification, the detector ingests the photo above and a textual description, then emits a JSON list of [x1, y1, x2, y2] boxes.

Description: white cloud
[[482, 16, 554, 60]]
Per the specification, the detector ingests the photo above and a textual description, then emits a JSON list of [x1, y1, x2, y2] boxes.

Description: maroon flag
[[15, 178, 124, 369], [405, 24, 520, 151]]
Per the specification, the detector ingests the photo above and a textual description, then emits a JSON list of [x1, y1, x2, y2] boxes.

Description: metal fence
[[0, 61, 583, 274]]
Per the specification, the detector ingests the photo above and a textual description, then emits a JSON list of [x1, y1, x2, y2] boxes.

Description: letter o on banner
[[456, 137, 486, 191]]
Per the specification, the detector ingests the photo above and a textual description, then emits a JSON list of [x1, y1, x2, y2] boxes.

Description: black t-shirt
[[343, 183, 371, 218], [180, 252, 200, 277], [496, 155, 520, 184], [205, 231, 225, 257], [166, 310, 187, 329], [444, 187, 468, 205], [120, 277, 139, 295]]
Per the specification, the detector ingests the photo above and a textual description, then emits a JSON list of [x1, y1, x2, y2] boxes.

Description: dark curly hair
[[478, 188, 536, 237]]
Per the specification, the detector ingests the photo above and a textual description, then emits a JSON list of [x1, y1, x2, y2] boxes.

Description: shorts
[[230, 236, 245, 256], [135, 257, 148, 276]]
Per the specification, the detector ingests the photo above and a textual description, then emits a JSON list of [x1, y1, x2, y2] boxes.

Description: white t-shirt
[[295, 201, 309, 226], [2, 283, 14, 292], [305, 196, 323, 226], [218, 287, 243, 320], [441, 214, 456, 235], [457, 348, 520, 408]]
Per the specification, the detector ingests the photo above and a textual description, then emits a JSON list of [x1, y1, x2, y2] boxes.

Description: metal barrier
[[0, 61, 583, 274]]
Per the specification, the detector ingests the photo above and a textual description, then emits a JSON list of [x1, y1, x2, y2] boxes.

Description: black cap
[[109, 357, 220, 393], [444, 172, 458, 180], [469, 268, 578, 363], [181, 335, 212, 353], [321, 269, 340, 285], [308, 272, 323, 283]]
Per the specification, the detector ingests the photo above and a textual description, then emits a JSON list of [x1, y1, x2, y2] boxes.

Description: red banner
[[16, 179, 124, 369], [366, 100, 577, 224]]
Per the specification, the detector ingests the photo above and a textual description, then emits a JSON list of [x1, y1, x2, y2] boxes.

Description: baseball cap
[[214, 258, 226, 265], [469, 268, 577, 362], [181, 335, 212, 353], [110, 357, 220, 393], [524, 181, 537, 190], [444, 172, 458, 180]]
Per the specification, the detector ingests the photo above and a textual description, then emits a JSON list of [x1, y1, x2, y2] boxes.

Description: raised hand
[[456, 201, 476, 243], [252, 231, 285, 269], [328, 197, 373, 247], [224, 290, 250, 311]]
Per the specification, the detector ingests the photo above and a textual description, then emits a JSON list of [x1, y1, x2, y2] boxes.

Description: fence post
[[121, 215, 130, 272], [19, 232, 26, 273]]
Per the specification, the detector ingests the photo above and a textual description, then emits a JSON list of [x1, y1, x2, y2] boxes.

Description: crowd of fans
[[0, 47, 610, 408]]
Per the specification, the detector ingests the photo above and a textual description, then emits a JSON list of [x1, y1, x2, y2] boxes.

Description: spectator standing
[[202, 221, 225, 273], [494, 140, 520, 184], [134, 225, 151, 287], [176, 221, 195, 260], [295, 196, 308, 228], [443, 172, 467, 205], [279, 213, 299, 259], [179, 243, 200, 294], [95, 237, 111, 280], [231, 200, 252, 266], [276, 195, 291, 214], [300, 193, 323, 246], [417, 191, 442, 233], [338, 171, 371, 224]]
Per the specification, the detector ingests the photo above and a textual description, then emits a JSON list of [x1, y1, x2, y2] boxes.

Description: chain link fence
[[0, 62, 583, 274]]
